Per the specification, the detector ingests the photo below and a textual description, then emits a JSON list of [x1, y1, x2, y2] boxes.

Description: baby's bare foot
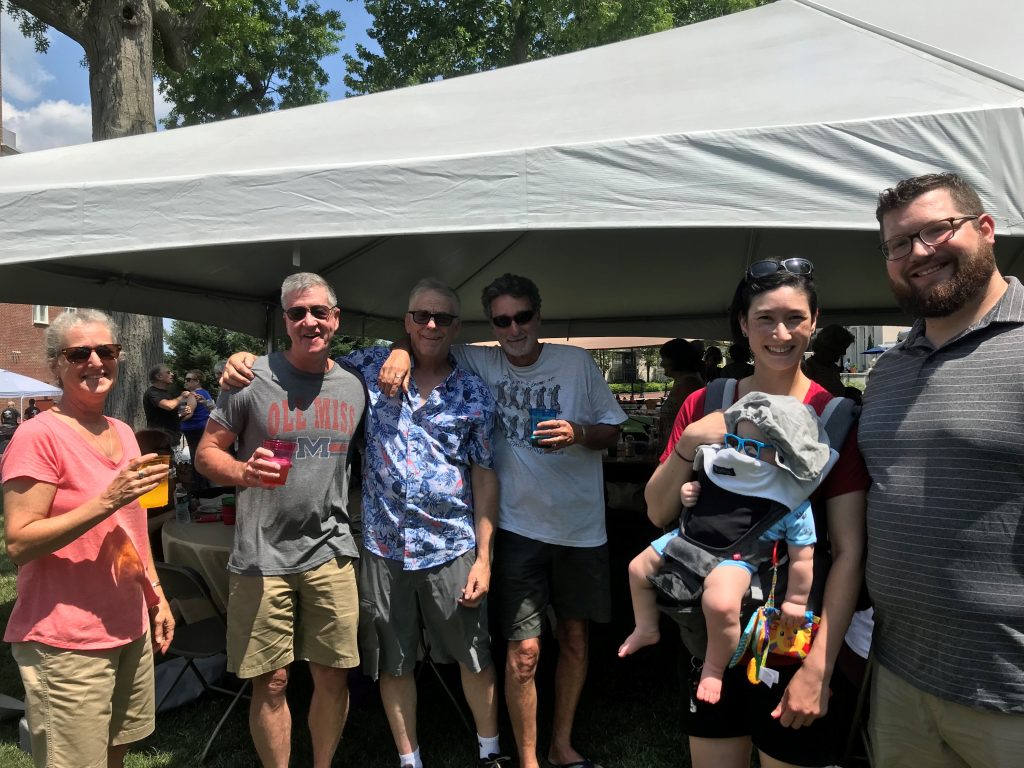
[[617, 626, 661, 657], [697, 661, 726, 704]]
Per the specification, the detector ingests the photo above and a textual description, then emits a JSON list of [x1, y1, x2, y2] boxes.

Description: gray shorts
[[358, 550, 492, 678], [493, 529, 611, 641]]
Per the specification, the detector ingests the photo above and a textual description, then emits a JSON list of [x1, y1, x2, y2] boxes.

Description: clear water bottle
[[174, 484, 190, 523]]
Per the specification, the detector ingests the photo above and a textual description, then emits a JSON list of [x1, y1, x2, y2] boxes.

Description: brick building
[[0, 303, 69, 410]]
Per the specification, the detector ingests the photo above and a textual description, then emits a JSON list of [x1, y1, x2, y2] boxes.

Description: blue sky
[[1, 1, 376, 152]]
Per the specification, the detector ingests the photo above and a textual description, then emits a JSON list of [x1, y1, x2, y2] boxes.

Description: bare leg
[[689, 735, 753, 768], [250, 667, 291, 768], [107, 743, 128, 768], [460, 662, 499, 739], [697, 566, 751, 705], [618, 547, 663, 657], [307, 663, 350, 768], [505, 637, 541, 768], [379, 671, 418, 757], [548, 618, 589, 767]]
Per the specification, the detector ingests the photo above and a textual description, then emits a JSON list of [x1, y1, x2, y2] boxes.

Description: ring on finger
[[137, 471, 144, 480]]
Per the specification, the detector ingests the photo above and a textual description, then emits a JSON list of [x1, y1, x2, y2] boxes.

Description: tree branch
[[153, 0, 208, 73], [8, 0, 87, 43]]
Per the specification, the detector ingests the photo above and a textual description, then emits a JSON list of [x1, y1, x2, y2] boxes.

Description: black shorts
[[492, 529, 611, 641], [681, 657, 851, 767]]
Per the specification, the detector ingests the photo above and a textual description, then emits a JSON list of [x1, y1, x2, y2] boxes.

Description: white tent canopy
[[0, 369, 61, 414], [1, 0, 1022, 341]]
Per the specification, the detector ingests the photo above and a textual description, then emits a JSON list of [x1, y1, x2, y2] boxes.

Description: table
[[162, 520, 234, 613]]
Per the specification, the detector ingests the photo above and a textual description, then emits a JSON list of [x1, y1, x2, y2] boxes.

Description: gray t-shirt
[[453, 343, 626, 547], [210, 353, 365, 575]]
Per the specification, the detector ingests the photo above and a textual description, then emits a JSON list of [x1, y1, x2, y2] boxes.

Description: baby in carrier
[[618, 392, 838, 704]]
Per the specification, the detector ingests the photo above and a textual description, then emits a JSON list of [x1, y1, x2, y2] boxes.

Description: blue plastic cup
[[529, 408, 558, 446]]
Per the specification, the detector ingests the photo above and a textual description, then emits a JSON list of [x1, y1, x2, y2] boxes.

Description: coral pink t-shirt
[[1, 412, 153, 649]]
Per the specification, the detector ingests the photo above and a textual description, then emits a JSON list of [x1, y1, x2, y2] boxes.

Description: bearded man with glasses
[[858, 172, 1024, 767], [195, 272, 366, 768]]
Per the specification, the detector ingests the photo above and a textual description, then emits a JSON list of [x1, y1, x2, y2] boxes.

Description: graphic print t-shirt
[[210, 353, 365, 575]]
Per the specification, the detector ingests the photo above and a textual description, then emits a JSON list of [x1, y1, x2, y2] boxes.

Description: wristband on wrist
[[674, 446, 694, 463]]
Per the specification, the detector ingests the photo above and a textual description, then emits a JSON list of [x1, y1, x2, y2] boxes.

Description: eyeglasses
[[490, 309, 536, 328], [724, 433, 774, 460], [407, 310, 458, 327], [879, 216, 979, 261], [60, 344, 123, 363], [746, 258, 814, 281], [184, 376, 198, 382], [284, 305, 335, 322]]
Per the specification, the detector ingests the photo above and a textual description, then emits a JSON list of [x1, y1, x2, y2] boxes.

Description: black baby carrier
[[650, 378, 858, 658]]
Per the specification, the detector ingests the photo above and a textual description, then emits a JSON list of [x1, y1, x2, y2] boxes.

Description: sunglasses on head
[[490, 309, 535, 328], [746, 258, 814, 281], [407, 310, 458, 327], [284, 305, 335, 322], [60, 344, 123, 363]]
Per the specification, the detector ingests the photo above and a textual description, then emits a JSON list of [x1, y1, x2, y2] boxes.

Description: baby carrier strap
[[706, 377, 859, 449]]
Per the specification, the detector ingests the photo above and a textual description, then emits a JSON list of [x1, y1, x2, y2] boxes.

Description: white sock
[[478, 734, 500, 759], [399, 747, 422, 768]]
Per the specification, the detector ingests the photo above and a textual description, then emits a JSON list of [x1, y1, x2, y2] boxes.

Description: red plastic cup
[[261, 439, 297, 486]]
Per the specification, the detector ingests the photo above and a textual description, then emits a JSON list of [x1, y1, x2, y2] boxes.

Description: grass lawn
[[0, 497, 693, 767]]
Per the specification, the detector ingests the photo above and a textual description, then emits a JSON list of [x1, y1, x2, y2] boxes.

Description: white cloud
[[1, 10, 56, 102], [2, 98, 91, 152]]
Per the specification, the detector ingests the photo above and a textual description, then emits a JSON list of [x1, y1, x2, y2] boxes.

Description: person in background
[[180, 370, 214, 486], [802, 325, 856, 399], [860, 172, 1024, 767], [142, 364, 192, 445], [701, 345, 724, 383], [719, 339, 755, 380], [23, 399, 41, 420], [657, 339, 705, 454], [2, 400, 20, 426], [2, 309, 173, 768]]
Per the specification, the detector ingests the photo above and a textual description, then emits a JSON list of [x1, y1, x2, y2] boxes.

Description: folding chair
[[155, 561, 250, 764]]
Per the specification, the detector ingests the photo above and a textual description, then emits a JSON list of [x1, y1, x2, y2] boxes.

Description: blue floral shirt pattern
[[344, 347, 495, 570]]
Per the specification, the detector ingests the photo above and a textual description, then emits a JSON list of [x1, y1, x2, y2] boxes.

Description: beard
[[890, 240, 997, 318]]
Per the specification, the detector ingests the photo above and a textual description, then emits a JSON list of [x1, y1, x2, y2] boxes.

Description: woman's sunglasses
[[746, 258, 814, 281], [490, 309, 535, 328], [284, 305, 335, 322], [60, 344, 123, 363]]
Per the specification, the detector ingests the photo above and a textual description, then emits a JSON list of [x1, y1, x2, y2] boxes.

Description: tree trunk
[[105, 313, 163, 429], [82, 0, 157, 141], [81, 1, 161, 426]]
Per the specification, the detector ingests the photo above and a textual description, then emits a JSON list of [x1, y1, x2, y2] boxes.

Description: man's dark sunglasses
[[746, 258, 814, 281], [408, 310, 458, 327], [490, 310, 535, 328], [284, 305, 335, 322], [61, 344, 123, 363]]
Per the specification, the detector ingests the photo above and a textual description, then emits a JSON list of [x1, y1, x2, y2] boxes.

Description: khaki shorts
[[12, 634, 155, 768], [358, 550, 492, 679], [227, 556, 360, 678], [492, 529, 611, 641], [870, 662, 1024, 768]]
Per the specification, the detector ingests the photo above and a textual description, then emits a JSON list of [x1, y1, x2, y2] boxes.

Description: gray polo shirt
[[859, 276, 1024, 712]]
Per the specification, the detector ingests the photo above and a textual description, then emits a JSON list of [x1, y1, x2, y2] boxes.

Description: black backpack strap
[[817, 395, 860, 450]]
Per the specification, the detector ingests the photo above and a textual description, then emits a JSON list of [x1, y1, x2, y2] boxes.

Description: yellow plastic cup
[[137, 455, 171, 509]]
